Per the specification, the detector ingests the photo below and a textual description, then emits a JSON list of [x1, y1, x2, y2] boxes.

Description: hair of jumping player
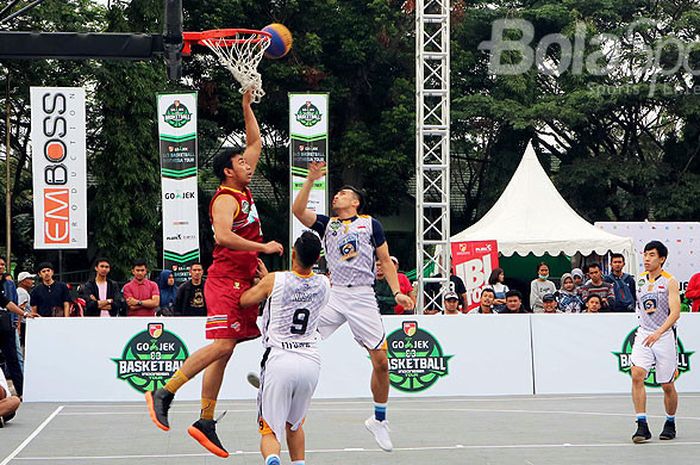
[[212, 147, 245, 182]]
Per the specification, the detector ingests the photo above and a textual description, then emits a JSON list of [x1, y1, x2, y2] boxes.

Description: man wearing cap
[[443, 291, 461, 315], [542, 293, 561, 313], [468, 288, 499, 314], [15, 271, 34, 352], [293, 161, 414, 452], [30, 262, 71, 317], [390, 256, 415, 315]]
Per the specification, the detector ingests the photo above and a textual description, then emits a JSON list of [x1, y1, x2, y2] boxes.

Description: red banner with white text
[[451, 241, 499, 312]]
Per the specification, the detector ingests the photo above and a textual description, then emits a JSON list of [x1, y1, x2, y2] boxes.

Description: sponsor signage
[[387, 321, 452, 392], [157, 93, 200, 283], [289, 93, 329, 268], [30, 87, 87, 248], [113, 323, 190, 393], [451, 240, 499, 312]]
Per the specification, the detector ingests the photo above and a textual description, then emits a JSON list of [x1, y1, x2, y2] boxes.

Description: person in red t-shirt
[[687, 272, 700, 312], [145, 90, 283, 458], [391, 256, 415, 314]]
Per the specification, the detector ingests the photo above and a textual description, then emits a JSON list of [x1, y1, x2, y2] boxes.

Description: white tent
[[450, 142, 635, 259]]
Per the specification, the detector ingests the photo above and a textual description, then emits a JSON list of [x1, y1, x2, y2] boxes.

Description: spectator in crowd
[[468, 288, 498, 314], [530, 262, 556, 313], [424, 272, 467, 313], [579, 263, 615, 311], [443, 291, 461, 315], [81, 258, 123, 317], [0, 366, 20, 427], [0, 259, 22, 371], [558, 273, 584, 313], [585, 294, 602, 313], [604, 253, 636, 312], [122, 259, 160, 317], [175, 262, 207, 316], [503, 289, 527, 314], [157, 270, 177, 316], [30, 262, 71, 317], [391, 257, 415, 315], [488, 268, 509, 313], [571, 268, 585, 289], [687, 271, 700, 312], [374, 259, 397, 315], [542, 293, 561, 313], [15, 272, 34, 347], [0, 283, 34, 399]]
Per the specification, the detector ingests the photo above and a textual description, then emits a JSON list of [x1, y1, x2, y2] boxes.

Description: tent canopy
[[451, 142, 635, 258]]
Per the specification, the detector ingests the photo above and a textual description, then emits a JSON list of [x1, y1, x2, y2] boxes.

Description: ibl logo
[[44, 188, 69, 243]]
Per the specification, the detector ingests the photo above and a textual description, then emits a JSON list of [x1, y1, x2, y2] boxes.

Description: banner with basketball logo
[[30, 87, 87, 249], [157, 93, 200, 283], [289, 93, 329, 262], [451, 240, 499, 312]]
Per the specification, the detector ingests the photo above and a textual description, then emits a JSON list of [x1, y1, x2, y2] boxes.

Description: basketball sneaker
[[659, 420, 676, 440], [365, 416, 393, 452], [632, 420, 652, 443], [188, 418, 229, 458], [145, 388, 174, 431]]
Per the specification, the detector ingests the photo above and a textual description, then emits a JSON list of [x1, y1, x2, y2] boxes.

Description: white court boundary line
[[12, 440, 700, 461], [56, 407, 700, 421], [0, 406, 63, 465]]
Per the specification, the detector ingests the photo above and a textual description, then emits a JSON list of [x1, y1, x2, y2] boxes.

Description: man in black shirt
[[175, 263, 207, 316], [29, 262, 71, 317]]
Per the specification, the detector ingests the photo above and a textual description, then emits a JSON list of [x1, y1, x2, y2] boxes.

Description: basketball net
[[201, 32, 270, 103]]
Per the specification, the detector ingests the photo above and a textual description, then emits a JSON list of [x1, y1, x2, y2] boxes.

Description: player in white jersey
[[292, 161, 414, 452], [630, 240, 681, 443], [240, 231, 331, 465]]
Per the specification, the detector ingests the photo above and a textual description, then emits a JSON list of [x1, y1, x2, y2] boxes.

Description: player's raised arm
[[240, 273, 275, 308], [213, 195, 283, 255], [292, 161, 325, 228], [241, 89, 262, 174]]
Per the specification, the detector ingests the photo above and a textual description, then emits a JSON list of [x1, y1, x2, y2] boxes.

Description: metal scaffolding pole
[[415, 0, 451, 313]]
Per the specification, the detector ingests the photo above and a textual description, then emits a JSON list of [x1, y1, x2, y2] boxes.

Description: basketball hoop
[[183, 28, 271, 103]]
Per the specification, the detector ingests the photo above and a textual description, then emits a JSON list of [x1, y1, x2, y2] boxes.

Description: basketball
[[262, 23, 292, 59]]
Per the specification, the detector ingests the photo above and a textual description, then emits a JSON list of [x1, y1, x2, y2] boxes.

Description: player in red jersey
[[145, 90, 283, 457]]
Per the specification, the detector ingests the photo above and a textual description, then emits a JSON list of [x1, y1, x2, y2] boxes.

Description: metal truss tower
[[415, 0, 450, 313]]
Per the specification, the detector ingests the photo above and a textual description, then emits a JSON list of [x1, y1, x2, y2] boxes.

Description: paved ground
[[2, 394, 700, 465]]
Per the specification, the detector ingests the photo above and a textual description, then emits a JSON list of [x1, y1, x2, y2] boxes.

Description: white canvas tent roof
[[450, 142, 635, 258]]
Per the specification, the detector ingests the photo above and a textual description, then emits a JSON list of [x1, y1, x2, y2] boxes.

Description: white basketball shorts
[[257, 348, 320, 441], [631, 327, 678, 384], [317, 285, 386, 350]]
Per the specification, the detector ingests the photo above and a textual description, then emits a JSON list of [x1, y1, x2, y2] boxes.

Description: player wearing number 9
[[240, 231, 330, 465]]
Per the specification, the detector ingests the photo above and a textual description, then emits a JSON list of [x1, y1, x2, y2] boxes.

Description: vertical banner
[[451, 240, 499, 312], [289, 93, 329, 260], [30, 87, 87, 249], [157, 93, 199, 282]]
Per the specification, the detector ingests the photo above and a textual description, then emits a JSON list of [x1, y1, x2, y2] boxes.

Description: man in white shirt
[[0, 367, 21, 427]]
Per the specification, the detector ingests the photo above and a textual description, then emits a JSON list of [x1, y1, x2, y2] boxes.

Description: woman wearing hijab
[[558, 273, 584, 313]]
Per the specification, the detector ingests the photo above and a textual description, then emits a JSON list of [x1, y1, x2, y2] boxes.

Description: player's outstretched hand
[[396, 294, 414, 310], [256, 259, 269, 279], [242, 88, 254, 106], [307, 161, 326, 181], [262, 241, 284, 256]]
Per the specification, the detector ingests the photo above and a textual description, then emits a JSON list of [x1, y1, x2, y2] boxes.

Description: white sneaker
[[365, 416, 393, 452]]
